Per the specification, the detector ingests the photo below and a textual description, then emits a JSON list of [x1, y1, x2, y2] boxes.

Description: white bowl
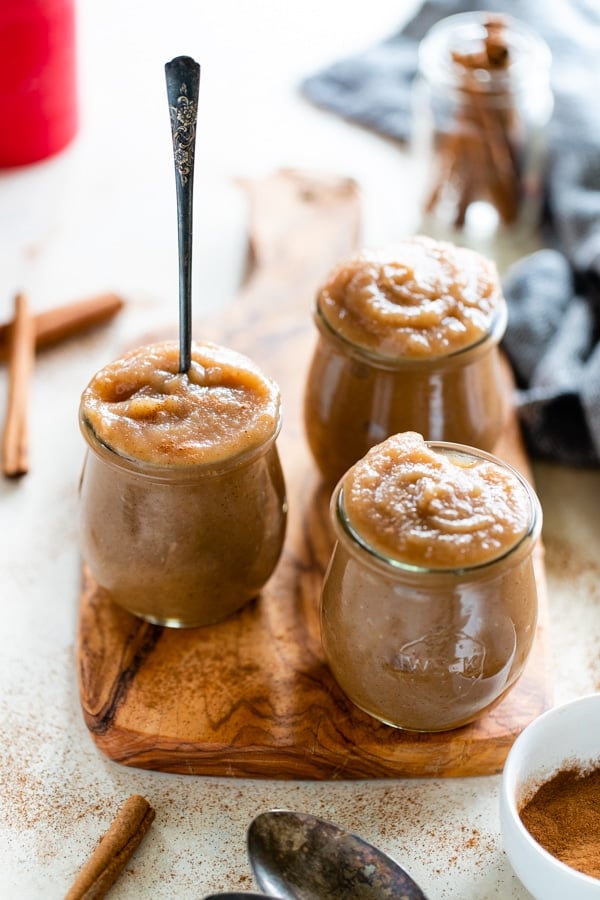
[[500, 693, 600, 900]]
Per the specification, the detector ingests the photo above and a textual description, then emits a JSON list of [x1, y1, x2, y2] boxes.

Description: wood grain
[[77, 169, 552, 779]]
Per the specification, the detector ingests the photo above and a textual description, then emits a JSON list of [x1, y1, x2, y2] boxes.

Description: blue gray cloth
[[302, 0, 600, 466]]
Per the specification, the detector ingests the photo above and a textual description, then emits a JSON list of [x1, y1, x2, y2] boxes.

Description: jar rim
[[333, 440, 542, 576], [418, 11, 552, 96], [314, 298, 507, 369], [79, 411, 282, 482]]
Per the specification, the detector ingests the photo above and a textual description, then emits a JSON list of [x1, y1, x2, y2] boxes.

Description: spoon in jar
[[247, 810, 429, 899], [165, 55, 201, 374]]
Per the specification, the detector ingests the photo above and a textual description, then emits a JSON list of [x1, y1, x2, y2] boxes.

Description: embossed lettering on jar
[[320, 432, 542, 732], [78, 341, 287, 628], [304, 236, 509, 486]]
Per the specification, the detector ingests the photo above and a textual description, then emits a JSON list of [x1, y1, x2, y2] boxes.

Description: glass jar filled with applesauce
[[320, 432, 542, 732], [304, 236, 509, 486], [79, 341, 287, 628], [413, 12, 552, 240]]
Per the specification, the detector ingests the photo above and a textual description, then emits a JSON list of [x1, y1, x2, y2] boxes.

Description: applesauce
[[304, 236, 508, 485], [79, 341, 287, 627], [320, 432, 542, 732]]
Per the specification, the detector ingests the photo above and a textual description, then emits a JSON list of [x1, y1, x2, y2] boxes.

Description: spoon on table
[[203, 894, 275, 899], [246, 809, 429, 899]]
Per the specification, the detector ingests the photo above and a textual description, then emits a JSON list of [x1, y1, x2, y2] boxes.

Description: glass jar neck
[[314, 299, 507, 372], [418, 11, 552, 103], [79, 413, 282, 484], [331, 443, 542, 581]]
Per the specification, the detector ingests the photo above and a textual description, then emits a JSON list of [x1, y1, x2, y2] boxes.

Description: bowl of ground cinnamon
[[500, 693, 600, 900]]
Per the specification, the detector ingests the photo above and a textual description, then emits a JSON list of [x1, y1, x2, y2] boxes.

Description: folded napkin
[[302, 0, 600, 466]]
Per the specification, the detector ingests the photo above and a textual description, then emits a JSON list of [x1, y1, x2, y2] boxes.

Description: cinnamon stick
[[0, 292, 124, 362], [2, 293, 35, 478], [64, 795, 155, 900], [425, 17, 522, 229]]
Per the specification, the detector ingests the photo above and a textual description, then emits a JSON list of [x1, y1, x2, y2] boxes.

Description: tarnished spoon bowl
[[203, 894, 276, 899], [247, 810, 428, 899]]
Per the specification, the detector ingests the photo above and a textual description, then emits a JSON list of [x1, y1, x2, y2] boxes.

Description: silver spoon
[[247, 810, 428, 899], [165, 55, 200, 374]]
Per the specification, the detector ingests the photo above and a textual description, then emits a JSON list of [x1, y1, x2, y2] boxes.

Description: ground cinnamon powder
[[519, 764, 600, 880]]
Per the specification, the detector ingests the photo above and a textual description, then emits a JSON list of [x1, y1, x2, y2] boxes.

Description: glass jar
[[79, 416, 287, 628], [320, 441, 542, 732], [304, 299, 508, 487], [413, 12, 553, 240]]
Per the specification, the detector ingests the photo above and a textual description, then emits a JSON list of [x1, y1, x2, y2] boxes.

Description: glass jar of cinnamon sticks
[[414, 12, 552, 240]]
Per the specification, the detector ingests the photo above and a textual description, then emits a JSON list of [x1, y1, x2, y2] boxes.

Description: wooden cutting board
[[77, 169, 552, 779]]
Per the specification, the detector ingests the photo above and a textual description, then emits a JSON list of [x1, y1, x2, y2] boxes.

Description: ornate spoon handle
[[165, 56, 201, 373]]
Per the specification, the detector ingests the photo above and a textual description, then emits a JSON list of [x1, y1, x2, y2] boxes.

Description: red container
[[0, 0, 78, 167]]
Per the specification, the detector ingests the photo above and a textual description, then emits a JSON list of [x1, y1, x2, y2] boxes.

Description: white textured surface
[[1, 2, 599, 898]]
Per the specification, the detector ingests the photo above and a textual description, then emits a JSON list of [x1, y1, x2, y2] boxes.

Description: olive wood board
[[77, 169, 552, 779]]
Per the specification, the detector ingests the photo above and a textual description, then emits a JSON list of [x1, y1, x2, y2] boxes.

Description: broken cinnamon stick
[[64, 794, 155, 900], [2, 293, 35, 478], [0, 292, 124, 362]]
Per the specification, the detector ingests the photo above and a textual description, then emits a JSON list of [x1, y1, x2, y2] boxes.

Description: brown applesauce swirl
[[342, 432, 532, 569], [317, 235, 503, 358], [80, 341, 281, 467]]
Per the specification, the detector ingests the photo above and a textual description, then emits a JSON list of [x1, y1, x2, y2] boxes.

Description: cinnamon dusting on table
[[64, 794, 155, 900], [2, 292, 35, 478]]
